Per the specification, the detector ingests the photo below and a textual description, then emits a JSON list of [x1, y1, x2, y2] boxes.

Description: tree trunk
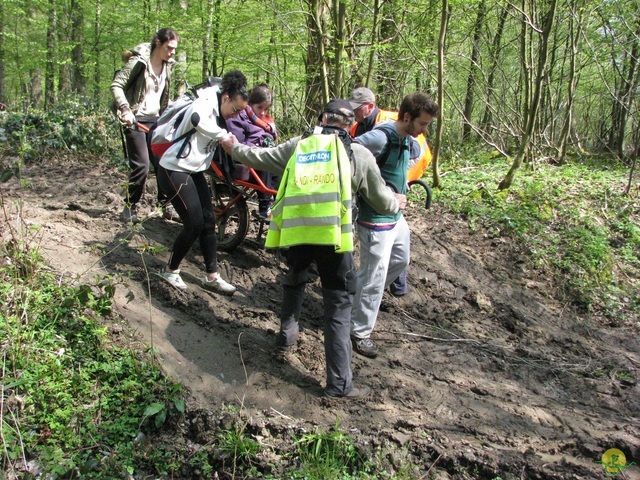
[[45, 0, 57, 110], [92, 0, 101, 101], [462, 0, 485, 141], [608, 19, 640, 158], [558, 0, 581, 163], [376, 0, 404, 107], [304, 0, 329, 123], [70, 0, 84, 95], [499, 0, 558, 190], [331, 0, 347, 97], [520, 0, 533, 138], [203, 0, 215, 79], [625, 118, 640, 194], [480, 4, 509, 132], [212, 0, 222, 76], [0, 0, 5, 105], [364, 0, 381, 88], [57, 2, 71, 98], [431, 0, 449, 190], [142, 0, 151, 38], [539, 15, 559, 154]]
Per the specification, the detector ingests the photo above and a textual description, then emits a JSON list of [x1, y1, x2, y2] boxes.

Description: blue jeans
[[390, 270, 408, 296]]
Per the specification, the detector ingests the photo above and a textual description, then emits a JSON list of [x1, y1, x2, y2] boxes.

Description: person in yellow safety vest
[[264, 127, 354, 253], [349, 87, 432, 183], [221, 99, 407, 398]]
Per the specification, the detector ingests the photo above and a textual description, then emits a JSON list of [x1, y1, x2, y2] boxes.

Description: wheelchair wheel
[[211, 181, 249, 252]]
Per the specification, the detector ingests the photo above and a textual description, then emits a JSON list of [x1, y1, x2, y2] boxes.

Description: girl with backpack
[[155, 71, 248, 295]]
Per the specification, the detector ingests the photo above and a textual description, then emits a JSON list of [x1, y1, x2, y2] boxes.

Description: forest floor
[[3, 158, 639, 479]]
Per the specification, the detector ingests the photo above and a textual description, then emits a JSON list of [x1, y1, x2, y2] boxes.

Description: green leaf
[[143, 402, 165, 417], [155, 408, 167, 428], [1, 170, 14, 182], [173, 398, 185, 413]]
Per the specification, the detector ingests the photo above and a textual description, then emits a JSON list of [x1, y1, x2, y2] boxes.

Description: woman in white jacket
[[156, 70, 248, 294]]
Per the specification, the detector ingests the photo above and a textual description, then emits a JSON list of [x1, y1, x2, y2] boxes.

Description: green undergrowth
[[0, 236, 434, 480], [0, 238, 185, 477], [0, 100, 122, 166], [0, 102, 448, 479], [420, 151, 640, 320], [0, 246, 427, 479], [2, 98, 637, 476]]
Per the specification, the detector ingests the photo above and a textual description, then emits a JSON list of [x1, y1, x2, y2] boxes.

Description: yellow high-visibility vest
[[266, 130, 353, 252]]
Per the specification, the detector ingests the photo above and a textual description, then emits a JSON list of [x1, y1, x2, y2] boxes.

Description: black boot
[[276, 283, 305, 350]]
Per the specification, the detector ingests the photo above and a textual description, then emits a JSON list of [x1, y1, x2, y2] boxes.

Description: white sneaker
[[157, 268, 187, 290], [202, 275, 236, 295]]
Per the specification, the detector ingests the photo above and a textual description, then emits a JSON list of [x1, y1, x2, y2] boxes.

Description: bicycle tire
[[210, 180, 249, 252]]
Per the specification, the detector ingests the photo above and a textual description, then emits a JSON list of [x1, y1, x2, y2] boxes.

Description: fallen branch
[[237, 332, 249, 386], [269, 407, 294, 421], [397, 331, 480, 344], [420, 451, 443, 479], [625, 355, 640, 366], [394, 308, 511, 351]]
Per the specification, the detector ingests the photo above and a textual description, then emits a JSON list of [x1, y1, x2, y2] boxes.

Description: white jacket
[[159, 85, 231, 173]]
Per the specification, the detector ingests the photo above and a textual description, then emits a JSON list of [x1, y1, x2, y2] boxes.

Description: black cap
[[319, 98, 355, 121]]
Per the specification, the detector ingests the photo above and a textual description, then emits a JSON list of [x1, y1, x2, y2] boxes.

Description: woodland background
[[0, 0, 639, 188]]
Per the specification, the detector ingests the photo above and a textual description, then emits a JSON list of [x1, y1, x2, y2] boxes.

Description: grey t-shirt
[[354, 122, 395, 158], [355, 120, 421, 160]]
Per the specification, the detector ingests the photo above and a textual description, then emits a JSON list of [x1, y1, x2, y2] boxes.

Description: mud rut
[[3, 161, 639, 479]]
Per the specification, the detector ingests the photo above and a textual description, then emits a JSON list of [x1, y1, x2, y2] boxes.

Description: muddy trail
[[3, 159, 639, 479]]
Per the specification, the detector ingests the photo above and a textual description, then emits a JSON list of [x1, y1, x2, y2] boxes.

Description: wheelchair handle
[[386, 180, 432, 210], [408, 180, 432, 210]]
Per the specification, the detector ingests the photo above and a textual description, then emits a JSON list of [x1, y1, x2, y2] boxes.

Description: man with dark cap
[[221, 99, 406, 398]]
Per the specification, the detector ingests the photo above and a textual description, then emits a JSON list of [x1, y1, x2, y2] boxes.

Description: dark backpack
[[302, 125, 356, 167], [373, 122, 409, 169]]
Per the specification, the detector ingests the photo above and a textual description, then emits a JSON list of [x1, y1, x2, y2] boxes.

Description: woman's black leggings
[[156, 167, 218, 274], [124, 123, 166, 206]]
